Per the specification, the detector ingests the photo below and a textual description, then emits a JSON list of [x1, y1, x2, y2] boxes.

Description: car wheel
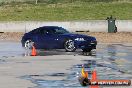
[[24, 40, 34, 49], [64, 39, 76, 52]]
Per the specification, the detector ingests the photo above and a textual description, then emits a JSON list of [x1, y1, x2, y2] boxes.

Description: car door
[[37, 27, 59, 49]]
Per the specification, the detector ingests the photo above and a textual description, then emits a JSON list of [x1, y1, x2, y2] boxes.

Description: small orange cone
[[91, 70, 97, 80], [90, 70, 99, 88], [31, 45, 37, 56]]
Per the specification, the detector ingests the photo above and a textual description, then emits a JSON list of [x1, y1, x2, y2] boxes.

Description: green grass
[[0, 1, 132, 21]]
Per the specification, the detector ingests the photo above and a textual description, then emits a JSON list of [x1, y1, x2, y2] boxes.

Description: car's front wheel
[[64, 39, 76, 52], [24, 40, 34, 49]]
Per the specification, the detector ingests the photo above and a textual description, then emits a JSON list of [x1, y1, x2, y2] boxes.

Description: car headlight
[[75, 38, 85, 41]]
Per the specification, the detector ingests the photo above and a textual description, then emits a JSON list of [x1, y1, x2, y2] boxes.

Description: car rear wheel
[[24, 40, 34, 49], [64, 39, 76, 52]]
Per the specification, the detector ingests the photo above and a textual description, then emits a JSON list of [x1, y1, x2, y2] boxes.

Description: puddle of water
[[20, 60, 97, 88], [21, 73, 83, 88], [96, 44, 132, 81]]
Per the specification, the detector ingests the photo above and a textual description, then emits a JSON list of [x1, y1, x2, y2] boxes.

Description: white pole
[[35, 0, 38, 4]]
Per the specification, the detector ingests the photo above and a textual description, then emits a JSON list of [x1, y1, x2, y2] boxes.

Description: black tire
[[24, 40, 34, 49], [64, 39, 76, 52], [82, 48, 92, 52]]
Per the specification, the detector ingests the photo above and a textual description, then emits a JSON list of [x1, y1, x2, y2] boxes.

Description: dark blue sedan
[[21, 26, 97, 52]]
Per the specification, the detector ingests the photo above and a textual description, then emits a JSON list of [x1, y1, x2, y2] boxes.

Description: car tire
[[24, 40, 34, 49], [64, 39, 76, 52], [82, 48, 92, 52]]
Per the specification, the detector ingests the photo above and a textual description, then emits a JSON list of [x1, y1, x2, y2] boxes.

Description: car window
[[39, 27, 53, 34], [53, 27, 69, 34], [39, 29, 47, 34], [35, 27, 69, 34]]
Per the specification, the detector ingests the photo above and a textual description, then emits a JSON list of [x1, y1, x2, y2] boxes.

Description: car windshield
[[53, 27, 70, 34]]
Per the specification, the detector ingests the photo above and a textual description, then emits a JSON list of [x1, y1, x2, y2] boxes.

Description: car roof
[[38, 26, 60, 29], [29, 26, 61, 33]]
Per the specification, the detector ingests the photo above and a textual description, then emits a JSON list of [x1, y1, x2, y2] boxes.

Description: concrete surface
[[0, 42, 132, 88]]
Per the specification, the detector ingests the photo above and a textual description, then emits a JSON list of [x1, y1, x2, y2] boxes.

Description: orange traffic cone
[[91, 70, 97, 80], [90, 70, 99, 88], [31, 45, 37, 56]]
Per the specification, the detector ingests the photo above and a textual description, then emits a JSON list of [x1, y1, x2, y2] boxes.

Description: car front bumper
[[75, 40, 97, 49]]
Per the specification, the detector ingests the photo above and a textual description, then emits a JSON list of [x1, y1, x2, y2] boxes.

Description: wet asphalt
[[0, 42, 132, 88]]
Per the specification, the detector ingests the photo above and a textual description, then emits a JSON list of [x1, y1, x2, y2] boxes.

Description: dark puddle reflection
[[96, 44, 132, 80], [20, 60, 97, 88], [21, 73, 83, 88], [24, 49, 96, 56]]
